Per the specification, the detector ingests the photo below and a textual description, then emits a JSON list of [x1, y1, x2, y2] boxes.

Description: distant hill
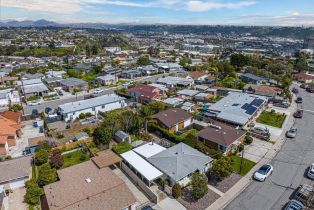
[[0, 19, 58, 27]]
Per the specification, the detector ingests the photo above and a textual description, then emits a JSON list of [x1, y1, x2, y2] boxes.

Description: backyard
[[61, 150, 90, 169], [256, 110, 286, 128], [230, 155, 256, 176]]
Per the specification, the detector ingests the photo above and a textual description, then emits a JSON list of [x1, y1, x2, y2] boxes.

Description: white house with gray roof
[[59, 93, 126, 121]]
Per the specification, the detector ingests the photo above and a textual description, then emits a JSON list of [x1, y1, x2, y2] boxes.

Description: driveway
[[244, 139, 273, 163], [155, 197, 186, 210], [8, 188, 27, 210]]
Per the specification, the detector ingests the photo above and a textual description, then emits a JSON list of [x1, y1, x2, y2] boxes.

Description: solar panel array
[[241, 98, 265, 115]]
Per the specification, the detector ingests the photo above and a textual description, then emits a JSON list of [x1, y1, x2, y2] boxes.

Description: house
[[59, 78, 88, 92], [127, 85, 162, 104], [45, 70, 67, 79], [74, 132, 89, 141], [205, 75, 217, 84], [181, 102, 195, 113], [155, 63, 182, 72], [43, 161, 136, 210], [152, 108, 192, 133], [156, 76, 194, 88], [147, 143, 213, 186], [0, 76, 18, 86], [240, 73, 268, 84], [121, 69, 142, 79], [0, 114, 22, 156], [22, 73, 44, 80], [17, 78, 49, 100], [97, 74, 117, 86], [176, 89, 199, 100], [163, 97, 184, 107], [204, 92, 267, 127], [198, 122, 247, 155], [293, 73, 314, 83], [0, 111, 22, 124], [0, 156, 31, 190], [243, 84, 282, 98], [59, 94, 126, 121], [140, 65, 159, 75], [73, 63, 92, 71], [188, 71, 208, 82], [114, 130, 131, 144]]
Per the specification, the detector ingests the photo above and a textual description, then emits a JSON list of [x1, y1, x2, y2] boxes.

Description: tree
[[191, 172, 208, 200], [179, 56, 190, 67], [24, 179, 44, 205], [91, 44, 98, 55], [212, 157, 234, 180], [9, 104, 23, 112], [49, 149, 64, 169], [37, 163, 58, 187], [121, 110, 143, 133], [139, 105, 153, 117], [93, 127, 112, 145], [245, 135, 253, 144], [172, 183, 182, 198], [230, 54, 250, 70], [137, 55, 150, 66], [35, 149, 49, 165], [148, 101, 165, 114]]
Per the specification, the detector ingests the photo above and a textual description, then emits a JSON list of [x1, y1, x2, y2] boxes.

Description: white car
[[254, 164, 273, 181], [28, 100, 41, 106], [307, 164, 314, 180], [93, 88, 104, 94], [123, 82, 131, 87]]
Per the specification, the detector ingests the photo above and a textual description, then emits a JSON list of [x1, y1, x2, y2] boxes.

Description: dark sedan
[[293, 110, 303, 118]]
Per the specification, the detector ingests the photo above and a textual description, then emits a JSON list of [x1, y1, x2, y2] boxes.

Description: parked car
[[253, 164, 273, 181], [292, 88, 299, 94], [28, 100, 41, 106], [93, 88, 104, 94], [307, 163, 314, 180], [306, 86, 314, 93], [141, 206, 153, 210], [293, 110, 304, 118], [300, 84, 307, 89], [273, 101, 290, 108], [284, 199, 304, 210], [123, 82, 131, 87], [296, 97, 303, 103], [286, 127, 297, 138], [251, 126, 270, 136], [293, 184, 313, 205]]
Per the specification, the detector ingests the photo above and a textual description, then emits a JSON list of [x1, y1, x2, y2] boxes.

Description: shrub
[[24, 179, 44, 205], [35, 149, 49, 165], [79, 154, 87, 161], [212, 157, 234, 180], [49, 149, 64, 169], [238, 144, 244, 152], [112, 142, 132, 154], [37, 163, 57, 187], [93, 127, 112, 145], [172, 183, 182, 199], [245, 135, 253, 145], [191, 172, 208, 200], [10, 104, 23, 112]]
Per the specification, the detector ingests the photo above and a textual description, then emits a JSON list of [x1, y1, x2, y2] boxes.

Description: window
[[219, 145, 226, 152]]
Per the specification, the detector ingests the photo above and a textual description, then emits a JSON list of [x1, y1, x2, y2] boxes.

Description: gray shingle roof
[[60, 78, 88, 87], [148, 143, 213, 182]]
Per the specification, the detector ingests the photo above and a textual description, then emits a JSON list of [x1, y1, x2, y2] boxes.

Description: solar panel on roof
[[251, 99, 264, 107], [241, 103, 250, 109], [245, 106, 257, 115]]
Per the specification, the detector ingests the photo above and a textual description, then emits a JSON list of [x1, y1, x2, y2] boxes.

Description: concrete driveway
[[244, 139, 273, 163], [155, 197, 186, 210], [8, 188, 27, 210]]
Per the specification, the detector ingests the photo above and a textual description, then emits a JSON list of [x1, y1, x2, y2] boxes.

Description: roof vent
[[85, 178, 92, 183]]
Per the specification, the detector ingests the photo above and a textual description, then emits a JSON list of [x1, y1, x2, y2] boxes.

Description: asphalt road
[[22, 73, 166, 115], [224, 85, 314, 210]]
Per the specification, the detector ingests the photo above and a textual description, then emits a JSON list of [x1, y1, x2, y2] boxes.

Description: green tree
[[24, 179, 44, 205], [9, 104, 23, 112], [37, 163, 58, 187], [191, 172, 208, 200], [139, 105, 153, 117], [148, 101, 165, 114], [91, 44, 98, 55], [230, 54, 250, 69], [179, 56, 190, 67], [35, 149, 49, 165], [212, 157, 234, 180], [137, 55, 150, 66], [49, 149, 64, 169], [93, 127, 112, 145], [172, 183, 182, 198]]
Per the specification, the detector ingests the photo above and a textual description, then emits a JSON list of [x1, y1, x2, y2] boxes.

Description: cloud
[[186, 0, 256, 12]]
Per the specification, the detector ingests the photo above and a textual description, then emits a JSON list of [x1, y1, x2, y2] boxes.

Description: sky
[[0, 0, 314, 26]]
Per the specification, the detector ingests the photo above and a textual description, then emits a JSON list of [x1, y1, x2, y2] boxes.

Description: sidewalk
[[206, 95, 297, 210]]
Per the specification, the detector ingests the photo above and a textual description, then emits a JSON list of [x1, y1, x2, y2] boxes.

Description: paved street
[[22, 73, 166, 115], [224, 85, 314, 210]]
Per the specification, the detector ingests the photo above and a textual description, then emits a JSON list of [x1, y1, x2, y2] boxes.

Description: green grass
[[256, 111, 286, 128], [62, 150, 90, 169], [230, 155, 256, 176]]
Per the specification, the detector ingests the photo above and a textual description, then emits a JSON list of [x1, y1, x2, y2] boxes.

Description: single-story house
[[59, 93, 126, 121], [163, 97, 184, 107], [155, 63, 182, 72], [152, 108, 192, 133], [240, 73, 268, 84], [0, 76, 18, 86], [114, 130, 131, 144], [121, 69, 142, 79], [73, 63, 92, 71], [181, 102, 196, 113], [17, 78, 49, 99], [205, 92, 267, 127], [188, 71, 208, 82], [198, 122, 247, 155], [0, 156, 31, 190], [43, 161, 136, 210], [243, 84, 282, 98], [148, 143, 213, 186], [156, 76, 194, 88], [140, 65, 159, 75], [22, 73, 44, 80], [59, 78, 88, 92], [293, 73, 314, 83], [97, 74, 117, 86], [127, 85, 162, 104], [176, 89, 199, 100], [45, 70, 67, 79]]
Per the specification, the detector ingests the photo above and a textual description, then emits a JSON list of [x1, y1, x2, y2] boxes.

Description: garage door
[[9, 179, 25, 189]]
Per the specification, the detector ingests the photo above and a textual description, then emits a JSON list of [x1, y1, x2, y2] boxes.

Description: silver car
[[284, 200, 304, 210], [286, 127, 297, 138], [307, 163, 314, 180]]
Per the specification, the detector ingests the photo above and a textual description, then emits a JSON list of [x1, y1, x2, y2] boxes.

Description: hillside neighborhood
[[0, 27, 314, 210]]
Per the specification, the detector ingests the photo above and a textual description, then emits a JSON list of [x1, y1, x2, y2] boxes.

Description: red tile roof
[[0, 111, 21, 123], [293, 73, 314, 79], [128, 84, 161, 99]]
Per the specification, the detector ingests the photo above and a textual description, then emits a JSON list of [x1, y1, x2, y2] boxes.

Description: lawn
[[230, 155, 256, 176], [256, 111, 286, 128], [62, 150, 90, 169]]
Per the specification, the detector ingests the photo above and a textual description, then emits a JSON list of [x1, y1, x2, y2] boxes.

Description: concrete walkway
[[208, 185, 225, 197], [206, 94, 298, 210]]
